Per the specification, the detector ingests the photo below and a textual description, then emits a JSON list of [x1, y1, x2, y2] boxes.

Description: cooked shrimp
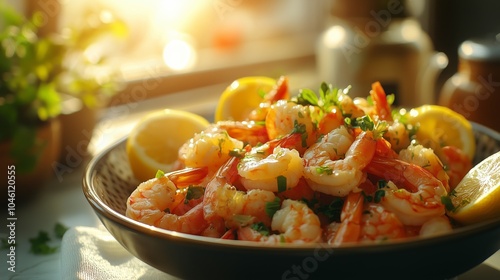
[[238, 143, 304, 193], [303, 126, 376, 197], [327, 191, 364, 245], [216, 120, 269, 147], [419, 215, 452, 237], [248, 76, 290, 122], [398, 144, 450, 192], [178, 125, 244, 172], [126, 167, 210, 235], [384, 121, 410, 152], [327, 192, 407, 245], [365, 156, 448, 226], [202, 156, 276, 228], [441, 145, 472, 190], [318, 106, 344, 135], [370, 81, 393, 122], [238, 199, 322, 244], [359, 203, 407, 242], [265, 99, 318, 146], [338, 93, 366, 119]]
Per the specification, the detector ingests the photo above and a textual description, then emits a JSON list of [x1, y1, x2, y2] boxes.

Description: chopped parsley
[[54, 222, 69, 239], [265, 197, 281, 217], [441, 195, 456, 212], [317, 197, 344, 221], [373, 189, 386, 203], [250, 222, 270, 236], [155, 170, 165, 178], [229, 148, 246, 158], [29, 222, 68, 255], [277, 175, 287, 193], [315, 166, 333, 175], [30, 231, 57, 255], [184, 186, 205, 203]]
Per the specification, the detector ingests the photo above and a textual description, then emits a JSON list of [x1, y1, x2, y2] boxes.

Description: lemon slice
[[126, 109, 210, 182], [447, 151, 500, 225], [214, 76, 276, 122], [408, 105, 475, 160]]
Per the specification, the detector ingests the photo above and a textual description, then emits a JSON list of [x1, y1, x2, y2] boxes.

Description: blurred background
[[5, 0, 500, 105], [2, 0, 500, 176]]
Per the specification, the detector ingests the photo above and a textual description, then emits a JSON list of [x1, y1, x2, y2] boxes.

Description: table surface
[[2, 77, 500, 280]]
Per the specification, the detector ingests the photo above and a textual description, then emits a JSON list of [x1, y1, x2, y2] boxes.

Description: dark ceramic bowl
[[83, 122, 500, 280]]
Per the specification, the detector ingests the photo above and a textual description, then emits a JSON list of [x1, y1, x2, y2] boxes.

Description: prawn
[[126, 167, 210, 235], [364, 156, 448, 226], [370, 81, 393, 122], [419, 215, 452, 237], [440, 145, 472, 190], [398, 144, 450, 192], [178, 125, 244, 173], [303, 126, 376, 197], [338, 93, 366, 119], [248, 75, 290, 122], [327, 192, 407, 245], [383, 121, 410, 152], [216, 120, 269, 147], [238, 199, 322, 244], [265, 99, 319, 147], [203, 156, 277, 228], [318, 106, 344, 135], [238, 143, 304, 193]]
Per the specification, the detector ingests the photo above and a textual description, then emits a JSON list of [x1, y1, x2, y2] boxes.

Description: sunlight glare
[[163, 37, 196, 71]]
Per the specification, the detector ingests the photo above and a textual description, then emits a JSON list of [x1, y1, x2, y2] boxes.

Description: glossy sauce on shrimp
[[126, 78, 471, 246]]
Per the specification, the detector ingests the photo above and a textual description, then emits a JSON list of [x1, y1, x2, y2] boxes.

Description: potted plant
[[0, 2, 126, 198]]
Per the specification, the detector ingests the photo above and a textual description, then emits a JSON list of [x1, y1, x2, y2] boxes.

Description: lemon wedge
[[408, 105, 475, 160], [126, 109, 210, 182], [214, 76, 276, 122], [447, 151, 500, 225]]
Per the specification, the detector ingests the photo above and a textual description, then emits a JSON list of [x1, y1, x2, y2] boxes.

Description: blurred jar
[[439, 36, 500, 132], [317, 0, 447, 107]]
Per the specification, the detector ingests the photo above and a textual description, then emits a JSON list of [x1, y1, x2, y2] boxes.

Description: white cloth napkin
[[61, 226, 180, 280]]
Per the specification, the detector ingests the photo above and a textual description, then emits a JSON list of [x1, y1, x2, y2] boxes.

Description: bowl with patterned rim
[[83, 122, 500, 280]]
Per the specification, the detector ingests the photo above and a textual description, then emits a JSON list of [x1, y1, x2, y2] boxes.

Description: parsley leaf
[[155, 170, 165, 178], [29, 231, 57, 255], [441, 196, 456, 212], [277, 175, 287, 193], [250, 222, 271, 236], [184, 186, 205, 203], [265, 197, 281, 217], [54, 222, 69, 239], [318, 197, 344, 221]]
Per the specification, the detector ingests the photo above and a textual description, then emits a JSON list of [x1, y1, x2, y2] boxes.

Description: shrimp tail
[[370, 81, 393, 122], [167, 167, 208, 186], [329, 191, 364, 245], [265, 75, 289, 102]]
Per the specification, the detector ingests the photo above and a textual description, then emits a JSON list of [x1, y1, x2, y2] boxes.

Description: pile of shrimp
[[126, 77, 473, 246]]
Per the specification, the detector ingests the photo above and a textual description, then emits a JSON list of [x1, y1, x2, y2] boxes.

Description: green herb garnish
[[250, 222, 270, 236], [441, 196, 456, 212], [29, 231, 57, 255], [265, 197, 281, 218], [155, 170, 165, 178], [277, 176, 287, 193], [184, 186, 205, 203]]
